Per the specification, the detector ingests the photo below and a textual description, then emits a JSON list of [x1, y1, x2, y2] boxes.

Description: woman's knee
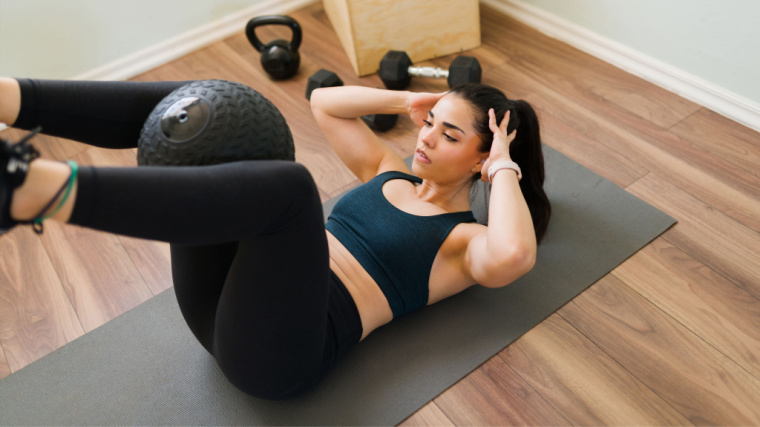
[[279, 161, 319, 200], [213, 343, 322, 400], [260, 161, 323, 228], [227, 160, 316, 196]]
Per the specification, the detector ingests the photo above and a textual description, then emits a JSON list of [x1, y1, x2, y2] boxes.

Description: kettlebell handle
[[245, 15, 302, 53]]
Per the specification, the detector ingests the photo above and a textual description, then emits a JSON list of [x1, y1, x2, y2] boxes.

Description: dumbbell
[[306, 69, 398, 132], [379, 50, 482, 90]]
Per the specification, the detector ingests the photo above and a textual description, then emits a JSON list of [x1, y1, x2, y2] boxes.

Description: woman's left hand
[[481, 109, 517, 182]]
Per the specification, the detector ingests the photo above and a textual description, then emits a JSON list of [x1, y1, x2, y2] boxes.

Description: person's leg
[[3, 81, 347, 398], [67, 160, 320, 244], [6, 156, 316, 242], [4, 78, 187, 148], [63, 159, 336, 398], [210, 184, 334, 399], [68, 159, 339, 398], [170, 241, 239, 354]]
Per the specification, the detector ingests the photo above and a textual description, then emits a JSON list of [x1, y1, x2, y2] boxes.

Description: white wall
[[515, 0, 760, 107], [2, 0, 759, 128], [0, 0, 291, 80]]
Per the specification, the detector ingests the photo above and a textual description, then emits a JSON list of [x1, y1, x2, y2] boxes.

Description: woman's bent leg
[[13, 79, 187, 148], [65, 160, 353, 398], [211, 189, 335, 399]]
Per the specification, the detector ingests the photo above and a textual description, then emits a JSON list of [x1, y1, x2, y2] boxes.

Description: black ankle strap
[[4, 127, 42, 189], [30, 160, 78, 235], [30, 172, 70, 234]]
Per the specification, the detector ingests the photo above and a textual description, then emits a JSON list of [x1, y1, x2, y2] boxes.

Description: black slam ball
[[138, 80, 295, 166]]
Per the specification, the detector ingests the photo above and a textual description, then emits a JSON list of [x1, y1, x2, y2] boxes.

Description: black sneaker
[[0, 127, 41, 236]]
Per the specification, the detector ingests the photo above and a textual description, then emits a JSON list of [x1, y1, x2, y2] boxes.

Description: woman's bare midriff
[[326, 230, 393, 340]]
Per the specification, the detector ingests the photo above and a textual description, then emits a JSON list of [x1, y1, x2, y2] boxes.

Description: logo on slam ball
[[160, 97, 211, 143]]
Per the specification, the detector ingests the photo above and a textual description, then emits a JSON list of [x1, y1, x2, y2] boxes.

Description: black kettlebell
[[245, 15, 302, 80]]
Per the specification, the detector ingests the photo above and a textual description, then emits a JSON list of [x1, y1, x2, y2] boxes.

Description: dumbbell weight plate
[[361, 114, 398, 132], [379, 51, 413, 90], [306, 69, 344, 100], [447, 56, 482, 88]]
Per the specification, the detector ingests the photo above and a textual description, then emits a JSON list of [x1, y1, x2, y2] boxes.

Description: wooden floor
[[2, 2, 760, 425]]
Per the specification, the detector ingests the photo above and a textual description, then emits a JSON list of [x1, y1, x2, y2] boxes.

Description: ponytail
[[511, 100, 550, 243]]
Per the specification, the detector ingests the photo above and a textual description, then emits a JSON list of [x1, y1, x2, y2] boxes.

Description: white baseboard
[[481, 0, 760, 133], [72, 0, 315, 82]]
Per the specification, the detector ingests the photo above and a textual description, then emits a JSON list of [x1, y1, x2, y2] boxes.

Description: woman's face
[[412, 94, 487, 184]]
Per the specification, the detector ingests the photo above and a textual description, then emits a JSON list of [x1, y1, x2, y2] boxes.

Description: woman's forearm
[[486, 169, 537, 263], [310, 86, 410, 119]]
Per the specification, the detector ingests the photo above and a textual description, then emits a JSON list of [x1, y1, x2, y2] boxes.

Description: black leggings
[[13, 79, 362, 400]]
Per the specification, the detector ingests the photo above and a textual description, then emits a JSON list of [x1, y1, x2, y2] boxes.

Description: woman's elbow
[[505, 243, 536, 276], [487, 244, 536, 287], [309, 87, 326, 111], [510, 240, 537, 274], [310, 88, 335, 126], [515, 248, 536, 276]]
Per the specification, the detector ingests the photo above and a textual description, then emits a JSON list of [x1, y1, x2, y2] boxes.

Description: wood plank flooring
[[2, 2, 759, 425]]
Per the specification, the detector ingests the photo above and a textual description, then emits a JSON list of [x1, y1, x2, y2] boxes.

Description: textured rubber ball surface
[[137, 80, 295, 166]]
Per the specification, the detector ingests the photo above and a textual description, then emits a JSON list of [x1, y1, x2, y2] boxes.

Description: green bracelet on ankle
[[31, 160, 79, 234]]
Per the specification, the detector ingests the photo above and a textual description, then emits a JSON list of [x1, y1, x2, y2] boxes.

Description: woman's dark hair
[[449, 83, 551, 243]]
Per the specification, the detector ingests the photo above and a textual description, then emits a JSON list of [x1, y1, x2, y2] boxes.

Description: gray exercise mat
[[0, 146, 675, 426]]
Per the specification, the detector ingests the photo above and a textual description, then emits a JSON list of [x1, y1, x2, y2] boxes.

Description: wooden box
[[323, 0, 481, 76]]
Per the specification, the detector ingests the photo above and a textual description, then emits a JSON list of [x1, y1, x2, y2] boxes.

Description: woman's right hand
[[406, 91, 447, 128], [481, 109, 517, 182]]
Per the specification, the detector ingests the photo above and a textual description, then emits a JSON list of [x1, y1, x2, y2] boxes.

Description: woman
[[0, 77, 550, 400]]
